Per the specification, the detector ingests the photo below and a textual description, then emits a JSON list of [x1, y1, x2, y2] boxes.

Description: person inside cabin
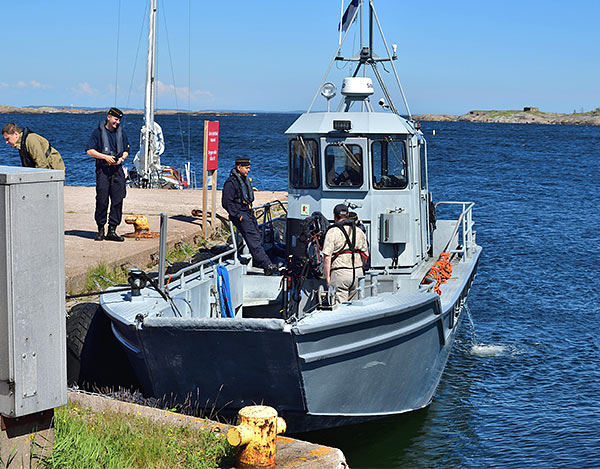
[[335, 163, 361, 186], [222, 157, 278, 276], [86, 107, 129, 242], [322, 204, 369, 303], [2, 123, 65, 171], [326, 148, 362, 187]]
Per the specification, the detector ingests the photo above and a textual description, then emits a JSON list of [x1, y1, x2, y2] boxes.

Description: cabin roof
[[285, 111, 416, 136]]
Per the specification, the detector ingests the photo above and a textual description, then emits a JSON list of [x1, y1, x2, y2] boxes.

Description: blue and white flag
[[339, 0, 360, 32]]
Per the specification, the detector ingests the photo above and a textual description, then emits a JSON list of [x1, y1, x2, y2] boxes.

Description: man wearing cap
[[2, 123, 65, 171], [222, 157, 278, 275], [322, 204, 369, 303], [86, 107, 129, 242]]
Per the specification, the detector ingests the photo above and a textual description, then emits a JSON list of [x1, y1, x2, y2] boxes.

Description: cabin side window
[[325, 143, 363, 187], [289, 138, 320, 189], [371, 137, 408, 189]]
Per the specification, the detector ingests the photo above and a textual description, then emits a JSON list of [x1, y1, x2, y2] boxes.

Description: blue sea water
[[1, 113, 599, 467], [0, 112, 296, 190]]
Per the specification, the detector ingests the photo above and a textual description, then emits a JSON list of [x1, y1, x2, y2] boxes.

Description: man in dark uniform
[[86, 107, 129, 242], [222, 157, 277, 275]]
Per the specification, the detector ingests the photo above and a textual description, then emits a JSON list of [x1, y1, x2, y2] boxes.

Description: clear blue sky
[[1, 0, 598, 114]]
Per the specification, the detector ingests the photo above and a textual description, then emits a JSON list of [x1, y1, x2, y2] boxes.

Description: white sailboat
[[130, 0, 189, 189]]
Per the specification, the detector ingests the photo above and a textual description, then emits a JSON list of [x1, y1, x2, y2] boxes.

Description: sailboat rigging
[[128, 0, 191, 189]]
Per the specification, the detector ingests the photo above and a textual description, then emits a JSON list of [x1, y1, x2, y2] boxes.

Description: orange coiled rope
[[422, 252, 453, 295]]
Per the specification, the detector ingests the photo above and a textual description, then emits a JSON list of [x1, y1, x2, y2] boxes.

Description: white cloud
[[156, 80, 214, 102], [0, 80, 50, 89], [29, 80, 50, 89], [71, 82, 98, 96]]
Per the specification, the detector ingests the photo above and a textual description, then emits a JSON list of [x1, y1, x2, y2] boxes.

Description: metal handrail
[[434, 201, 476, 260], [168, 200, 287, 289], [167, 246, 238, 289], [158, 200, 287, 292], [254, 200, 288, 219]]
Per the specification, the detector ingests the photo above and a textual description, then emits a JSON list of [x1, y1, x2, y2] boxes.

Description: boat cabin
[[285, 78, 432, 274]]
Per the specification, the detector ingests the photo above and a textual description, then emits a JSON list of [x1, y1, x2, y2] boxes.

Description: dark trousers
[[231, 213, 272, 269], [95, 164, 126, 228]]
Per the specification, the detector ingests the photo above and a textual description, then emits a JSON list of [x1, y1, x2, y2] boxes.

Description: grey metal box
[[379, 212, 409, 244], [0, 166, 66, 417]]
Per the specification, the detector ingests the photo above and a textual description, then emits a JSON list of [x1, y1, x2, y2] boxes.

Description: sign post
[[203, 121, 219, 236]]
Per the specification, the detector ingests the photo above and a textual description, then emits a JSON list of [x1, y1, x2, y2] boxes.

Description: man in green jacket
[[2, 123, 65, 171]]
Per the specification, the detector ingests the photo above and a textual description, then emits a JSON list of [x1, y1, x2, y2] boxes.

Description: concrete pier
[[64, 185, 287, 292]]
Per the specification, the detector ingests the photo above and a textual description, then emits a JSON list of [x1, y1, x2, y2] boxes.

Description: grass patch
[[485, 110, 522, 118], [42, 402, 234, 469], [166, 241, 200, 264], [83, 263, 129, 292]]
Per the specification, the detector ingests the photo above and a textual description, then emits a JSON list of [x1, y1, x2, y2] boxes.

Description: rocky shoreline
[[2, 104, 599, 125], [414, 109, 600, 126], [0, 104, 257, 116]]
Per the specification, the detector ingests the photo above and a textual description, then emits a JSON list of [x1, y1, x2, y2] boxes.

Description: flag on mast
[[339, 0, 359, 32]]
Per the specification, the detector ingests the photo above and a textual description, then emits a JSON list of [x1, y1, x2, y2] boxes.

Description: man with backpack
[[322, 204, 369, 303], [2, 123, 65, 171]]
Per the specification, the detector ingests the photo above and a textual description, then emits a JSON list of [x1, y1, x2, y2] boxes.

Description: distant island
[[0, 104, 257, 117], [2, 104, 599, 126], [414, 107, 600, 126]]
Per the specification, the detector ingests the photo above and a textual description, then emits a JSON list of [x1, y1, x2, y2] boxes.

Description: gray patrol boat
[[100, 1, 481, 432]]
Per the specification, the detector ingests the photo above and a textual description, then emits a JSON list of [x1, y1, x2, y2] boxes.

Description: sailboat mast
[[142, 0, 157, 179]]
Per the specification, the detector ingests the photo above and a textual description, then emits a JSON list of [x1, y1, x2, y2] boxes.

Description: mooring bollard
[[227, 405, 286, 468]]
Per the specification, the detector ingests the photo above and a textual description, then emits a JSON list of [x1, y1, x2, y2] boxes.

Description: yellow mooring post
[[227, 405, 287, 469]]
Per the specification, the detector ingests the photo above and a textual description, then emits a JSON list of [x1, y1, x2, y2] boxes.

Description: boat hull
[[103, 249, 480, 432]]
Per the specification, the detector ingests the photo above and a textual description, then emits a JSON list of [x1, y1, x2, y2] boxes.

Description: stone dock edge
[[68, 391, 348, 468]]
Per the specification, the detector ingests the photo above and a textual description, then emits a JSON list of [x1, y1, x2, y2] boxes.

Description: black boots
[[105, 225, 125, 242], [95, 225, 105, 241], [264, 264, 279, 276], [96, 225, 124, 241]]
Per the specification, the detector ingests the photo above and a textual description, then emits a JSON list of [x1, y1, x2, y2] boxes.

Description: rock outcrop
[[0, 104, 256, 116], [414, 109, 600, 126]]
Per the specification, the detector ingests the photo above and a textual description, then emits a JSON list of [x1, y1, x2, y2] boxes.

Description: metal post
[[230, 221, 239, 264], [158, 213, 167, 292], [357, 275, 365, 299], [368, 0, 373, 59], [463, 203, 468, 257], [142, 0, 157, 182]]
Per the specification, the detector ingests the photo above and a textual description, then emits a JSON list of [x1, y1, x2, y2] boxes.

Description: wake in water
[[464, 303, 507, 357], [470, 344, 507, 357]]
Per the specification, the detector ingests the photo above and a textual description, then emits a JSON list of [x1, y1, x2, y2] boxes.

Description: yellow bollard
[[227, 405, 286, 469], [123, 215, 159, 238]]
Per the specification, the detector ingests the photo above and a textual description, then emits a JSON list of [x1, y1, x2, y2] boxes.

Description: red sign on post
[[205, 121, 219, 171]]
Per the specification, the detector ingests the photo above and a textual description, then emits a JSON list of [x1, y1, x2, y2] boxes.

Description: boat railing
[[164, 246, 238, 290], [163, 200, 287, 290], [253, 200, 288, 221], [434, 201, 476, 260], [255, 200, 288, 244]]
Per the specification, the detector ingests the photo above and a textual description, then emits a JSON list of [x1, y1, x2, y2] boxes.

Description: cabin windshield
[[289, 137, 320, 189], [372, 137, 408, 189], [325, 143, 363, 187]]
